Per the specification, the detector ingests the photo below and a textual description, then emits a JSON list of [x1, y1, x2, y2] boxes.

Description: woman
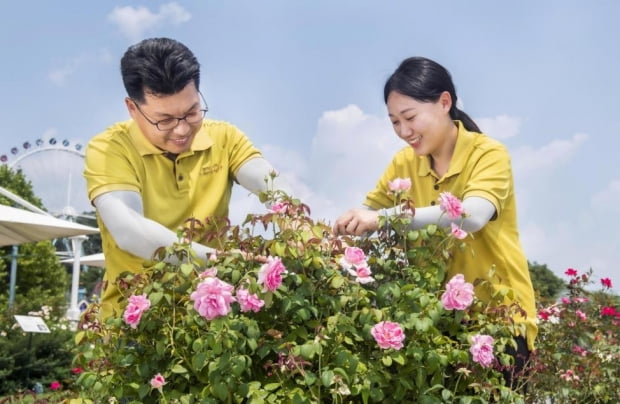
[[333, 56, 536, 387]]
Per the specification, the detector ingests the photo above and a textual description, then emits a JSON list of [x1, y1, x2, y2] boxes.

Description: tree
[[528, 260, 565, 305], [0, 165, 68, 316]]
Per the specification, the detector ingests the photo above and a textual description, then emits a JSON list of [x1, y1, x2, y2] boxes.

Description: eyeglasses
[[132, 92, 209, 131]]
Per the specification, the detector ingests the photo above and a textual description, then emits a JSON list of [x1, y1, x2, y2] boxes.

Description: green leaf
[[171, 364, 188, 374], [382, 356, 393, 366], [320, 369, 335, 387]]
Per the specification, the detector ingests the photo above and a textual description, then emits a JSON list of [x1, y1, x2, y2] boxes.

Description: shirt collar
[[130, 120, 214, 157], [416, 120, 475, 179]]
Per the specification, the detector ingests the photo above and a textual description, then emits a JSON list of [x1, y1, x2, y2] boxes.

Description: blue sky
[[1, 1, 619, 290]]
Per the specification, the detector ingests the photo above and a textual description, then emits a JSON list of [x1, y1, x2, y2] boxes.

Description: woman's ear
[[439, 91, 453, 112]]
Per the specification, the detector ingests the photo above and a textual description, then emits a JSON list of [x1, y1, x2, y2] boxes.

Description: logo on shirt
[[201, 163, 222, 175]]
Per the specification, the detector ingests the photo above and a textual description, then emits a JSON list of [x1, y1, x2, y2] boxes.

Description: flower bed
[[71, 190, 618, 403]]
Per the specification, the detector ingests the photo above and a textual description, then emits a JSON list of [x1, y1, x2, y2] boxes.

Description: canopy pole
[[66, 235, 88, 324], [8, 245, 18, 308]]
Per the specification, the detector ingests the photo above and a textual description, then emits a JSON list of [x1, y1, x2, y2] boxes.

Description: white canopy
[[62, 252, 106, 268], [0, 204, 99, 246]]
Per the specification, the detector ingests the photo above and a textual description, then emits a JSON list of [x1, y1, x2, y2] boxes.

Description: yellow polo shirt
[[84, 119, 261, 318], [365, 121, 537, 349]]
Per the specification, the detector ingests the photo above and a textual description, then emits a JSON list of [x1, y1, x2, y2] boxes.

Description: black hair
[[120, 38, 200, 104], [383, 57, 481, 133]]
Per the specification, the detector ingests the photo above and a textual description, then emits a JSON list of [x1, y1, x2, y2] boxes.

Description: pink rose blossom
[[388, 177, 412, 192], [450, 223, 468, 240], [561, 297, 571, 305], [209, 252, 218, 261], [371, 321, 405, 350], [575, 310, 587, 321], [339, 247, 367, 269], [199, 267, 218, 279], [560, 369, 580, 382], [438, 192, 464, 219], [601, 277, 612, 288], [150, 373, 166, 389], [572, 345, 588, 357], [565, 268, 578, 276], [347, 265, 375, 284], [270, 201, 288, 214], [601, 306, 617, 317], [123, 293, 151, 329], [190, 277, 236, 320], [236, 287, 265, 313], [441, 274, 474, 311], [573, 297, 589, 303], [257, 256, 288, 292], [50, 381, 61, 391], [470, 334, 495, 368]]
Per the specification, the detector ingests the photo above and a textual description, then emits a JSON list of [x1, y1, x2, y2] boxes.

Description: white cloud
[[511, 133, 588, 177], [476, 114, 521, 139], [48, 50, 112, 86], [591, 179, 620, 213], [107, 3, 191, 42]]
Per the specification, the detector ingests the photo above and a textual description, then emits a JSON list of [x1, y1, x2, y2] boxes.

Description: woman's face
[[386, 90, 453, 156]]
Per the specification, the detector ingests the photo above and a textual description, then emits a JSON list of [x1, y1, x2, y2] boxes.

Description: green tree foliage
[[0, 165, 68, 316], [528, 261, 565, 304]]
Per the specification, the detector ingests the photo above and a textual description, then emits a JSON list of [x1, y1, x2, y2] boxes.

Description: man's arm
[[235, 157, 292, 198], [94, 191, 213, 261]]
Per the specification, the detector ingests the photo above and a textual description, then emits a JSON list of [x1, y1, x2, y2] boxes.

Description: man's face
[[126, 82, 204, 154]]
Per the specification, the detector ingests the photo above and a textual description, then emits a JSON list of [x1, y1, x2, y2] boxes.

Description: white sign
[[14, 315, 51, 333]]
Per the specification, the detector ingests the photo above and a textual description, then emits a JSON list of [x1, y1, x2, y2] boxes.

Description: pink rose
[[209, 252, 218, 261], [150, 373, 166, 389], [347, 265, 375, 284], [601, 277, 612, 288], [470, 334, 495, 367], [388, 177, 412, 192], [270, 201, 288, 214], [123, 293, 151, 329], [199, 267, 218, 279], [371, 321, 405, 350], [438, 192, 464, 219], [450, 223, 468, 240], [441, 274, 474, 311], [565, 268, 578, 276], [236, 287, 265, 313], [561, 297, 571, 305], [601, 306, 617, 316], [190, 277, 236, 320], [50, 381, 61, 391], [575, 310, 587, 321], [340, 246, 367, 269], [257, 256, 288, 292]]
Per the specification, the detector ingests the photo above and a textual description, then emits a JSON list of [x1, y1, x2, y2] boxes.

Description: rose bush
[[72, 188, 531, 403], [524, 268, 619, 403]]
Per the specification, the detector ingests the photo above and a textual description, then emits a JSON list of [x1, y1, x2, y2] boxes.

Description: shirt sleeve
[[84, 130, 142, 203], [462, 144, 513, 218], [226, 124, 262, 175]]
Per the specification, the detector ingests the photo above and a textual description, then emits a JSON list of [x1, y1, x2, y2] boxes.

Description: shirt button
[[430, 201, 436, 206], [178, 175, 184, 181], [433, 184, 439, 190]]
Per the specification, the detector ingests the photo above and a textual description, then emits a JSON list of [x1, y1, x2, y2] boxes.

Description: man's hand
[[333, 208, 380, 236]]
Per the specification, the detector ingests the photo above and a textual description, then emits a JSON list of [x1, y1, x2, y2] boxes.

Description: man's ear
[[125, 97, 138, 119]]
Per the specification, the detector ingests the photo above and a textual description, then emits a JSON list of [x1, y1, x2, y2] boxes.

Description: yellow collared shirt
[[84, 119, 261, 317], [365, 121, 538, 348]]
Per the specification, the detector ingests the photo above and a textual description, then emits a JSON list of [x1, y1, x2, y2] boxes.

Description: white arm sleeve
[[378, 196, 496, 233], [235, 157, 293, 197], [94, 191, 213, 261]]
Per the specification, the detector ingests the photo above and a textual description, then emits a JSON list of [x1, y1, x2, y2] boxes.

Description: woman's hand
[[333, 208, 380, 236]]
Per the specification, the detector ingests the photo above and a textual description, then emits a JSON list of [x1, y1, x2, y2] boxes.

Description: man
[[84, 38, 284, 319]]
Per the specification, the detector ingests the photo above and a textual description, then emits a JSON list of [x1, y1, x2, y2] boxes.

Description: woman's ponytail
[[385, 57, 481, 133]]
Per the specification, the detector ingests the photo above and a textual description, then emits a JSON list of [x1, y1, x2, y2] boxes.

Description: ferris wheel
[[1, 136, 92, 220]]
